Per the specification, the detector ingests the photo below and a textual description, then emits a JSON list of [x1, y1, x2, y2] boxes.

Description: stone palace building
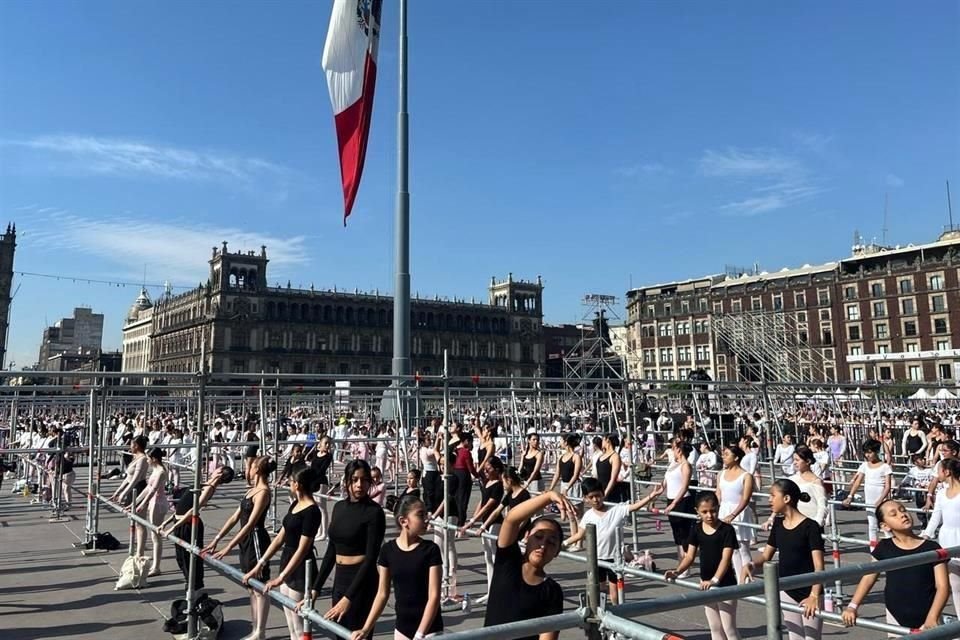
[[122, 242, 545, 384]]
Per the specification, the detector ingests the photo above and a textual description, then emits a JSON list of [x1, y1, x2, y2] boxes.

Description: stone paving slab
[[0, 468, 913, 639]]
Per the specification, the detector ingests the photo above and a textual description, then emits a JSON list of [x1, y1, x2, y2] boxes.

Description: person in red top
[[453, 433, 480, 524]]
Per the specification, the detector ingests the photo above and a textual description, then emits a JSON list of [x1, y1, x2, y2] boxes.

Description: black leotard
[[520, 454, 541, 481], [238, 491, 271, 579]]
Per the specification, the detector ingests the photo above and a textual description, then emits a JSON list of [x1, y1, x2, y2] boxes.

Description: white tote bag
[[114, 555, 148, 590]]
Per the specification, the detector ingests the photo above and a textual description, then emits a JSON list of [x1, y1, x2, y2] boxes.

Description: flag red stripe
[[334, 53, 378, 224]]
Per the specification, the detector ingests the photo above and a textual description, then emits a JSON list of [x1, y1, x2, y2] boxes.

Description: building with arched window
[[122, 242, 545, 383]]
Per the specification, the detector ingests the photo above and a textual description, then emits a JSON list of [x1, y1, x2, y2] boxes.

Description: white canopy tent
[[933, 388, 957, 401]]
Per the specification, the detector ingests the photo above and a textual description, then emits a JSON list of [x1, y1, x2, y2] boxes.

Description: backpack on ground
[[164, 594, 224, 639], [86, 531, 122, 551]]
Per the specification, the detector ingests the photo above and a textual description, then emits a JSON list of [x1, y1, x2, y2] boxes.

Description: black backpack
[[85, 531, 122, 551], [163, 594, 223, 639]]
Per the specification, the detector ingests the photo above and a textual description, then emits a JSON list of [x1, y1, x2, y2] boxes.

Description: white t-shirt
[[579, 503, 630, 560], [857, 462, 893, 502], [741, 450, 758, 475], [775, 444, 796, 476]]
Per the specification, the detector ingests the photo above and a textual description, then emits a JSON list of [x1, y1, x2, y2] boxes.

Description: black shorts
[[598, 558, 617, 584]]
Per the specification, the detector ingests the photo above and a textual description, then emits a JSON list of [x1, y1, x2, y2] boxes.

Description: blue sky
[[1, 0, 958, 368]]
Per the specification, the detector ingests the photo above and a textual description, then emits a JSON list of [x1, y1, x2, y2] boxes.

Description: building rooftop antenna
[[948, 180, 955, 230]]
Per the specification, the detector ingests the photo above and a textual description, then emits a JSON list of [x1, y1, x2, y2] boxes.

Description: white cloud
[[700, 146, 824, 216], [4, 134, 298, 185], [886, 173, 905, 188], [616, 162, 666, 178], [26, 210, 312, 283], [699, 148, 798, 178]]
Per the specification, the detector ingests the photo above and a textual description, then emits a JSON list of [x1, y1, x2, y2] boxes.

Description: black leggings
[[423, 470, 442, 514], [667, 494, 695, 550], [453, 469, 471, 523], [174, 519, 204, 590]]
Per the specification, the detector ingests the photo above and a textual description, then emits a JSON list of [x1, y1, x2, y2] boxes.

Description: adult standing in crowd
[[316, 459, 386, 632]]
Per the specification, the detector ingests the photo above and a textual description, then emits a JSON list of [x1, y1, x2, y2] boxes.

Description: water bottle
[[643, 550, 652, 572], [824, 589, 834, 613], [461, 593, 471, 613], [656, 518, 662, 532]]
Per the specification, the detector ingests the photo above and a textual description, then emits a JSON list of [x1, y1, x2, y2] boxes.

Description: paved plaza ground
[[0, 466, 918, 640]]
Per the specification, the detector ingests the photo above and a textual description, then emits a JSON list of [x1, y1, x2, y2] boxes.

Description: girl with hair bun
[[716, 445, 755, 581], [109, 434, 149, 507], [547, 433, 584, 541], [128, 447, 170, 577], [244, 465, 322, 640], [922, 456, 960, 617], [352, 495, 443, 640], [844, 499, 948, 632], [763, 446, 827, 533], [657, 438, 695, 571], [743, 479, 825, 640], [206, 456, 274, 640], [459, 455, 505, 603], [789, 446, 827, 528], [596, 434, 624, 502]]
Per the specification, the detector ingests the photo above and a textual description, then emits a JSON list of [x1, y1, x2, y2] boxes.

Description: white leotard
[[665, 461, 689, 500], [718, 469, 755, 542]]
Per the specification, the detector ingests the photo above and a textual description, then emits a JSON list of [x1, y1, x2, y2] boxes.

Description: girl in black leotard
[[206, 457, 274, 640], [308, 436, 334, 540], [314, 459, 386, 631], [519, 433, 545, 493], [243, 465, 320, 640], [548, 434, 583, 540], [596, 434, 624, 502], [843, 499, 949, 631], [159, 466, 234, 592], [354, 495, 443, 640], [476, 423, 496, 475], [460, 456, 505, 603]]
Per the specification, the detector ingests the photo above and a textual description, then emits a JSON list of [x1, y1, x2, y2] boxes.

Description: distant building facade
[[121, 288, 154, 383], [122, 242, 545, 382], [38, 307, 105, 367], [626, 232, 960, 384], [0, 224, 15, 368], [47, 349, 122, 386]]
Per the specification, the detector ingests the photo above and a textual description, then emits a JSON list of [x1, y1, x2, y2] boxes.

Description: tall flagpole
[[391, 0, 411, 392]]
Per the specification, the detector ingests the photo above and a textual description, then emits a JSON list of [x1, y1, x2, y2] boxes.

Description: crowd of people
[[3, 401, 960, 640]]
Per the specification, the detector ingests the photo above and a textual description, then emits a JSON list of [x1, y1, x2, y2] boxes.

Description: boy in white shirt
[[563, 477, 662, 602]]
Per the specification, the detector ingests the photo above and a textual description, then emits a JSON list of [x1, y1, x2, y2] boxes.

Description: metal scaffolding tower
[[712, 310, 827, 383], [563, 294, 626, 410]]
